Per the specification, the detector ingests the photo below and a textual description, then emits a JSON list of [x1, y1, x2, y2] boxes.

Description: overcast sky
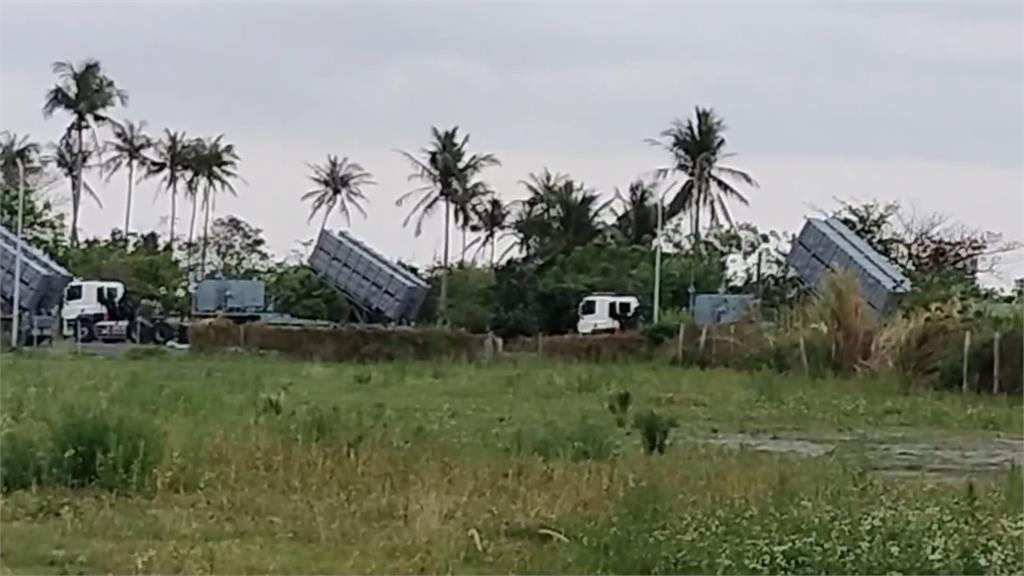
[[1, 1, 1021, 284]]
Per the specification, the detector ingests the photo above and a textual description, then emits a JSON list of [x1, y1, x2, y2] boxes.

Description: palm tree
[[183, 136, 240, 278], [302, 155, 375, 236], [611, 179, 659, 246], [42, 59, 127, 246], [147, 130, 190, 249], [648, 107, 758, 249], [0, 132, 43, 188], [517, 169, 611, 260], [49, 136, 103, 233], [468, 195, 508, 266], [397, 126, 499, 323], [104, 119, 152, 240], [452, 180, 492, 262]]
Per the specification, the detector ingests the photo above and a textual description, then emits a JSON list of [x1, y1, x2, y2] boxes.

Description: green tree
[[42, 59, 128, 246], [104, 119, 152, 239], [147, 130, 191, 249], [612, 179, 658, 246], [468, 195, 509, 266], [204, 215, 272, 278], [649, 107, 758, 247], [265, 263, 348, 322], [397, 126, 499, 323], [302, 155, 375, 236], [515, 169, 611, 261], [0, 132, 66, 254], [181, 136, 240, 278]]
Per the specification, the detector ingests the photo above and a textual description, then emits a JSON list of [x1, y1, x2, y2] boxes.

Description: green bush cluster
[[2, 410, 163, 493]]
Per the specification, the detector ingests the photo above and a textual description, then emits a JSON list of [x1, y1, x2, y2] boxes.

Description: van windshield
[[66, 285, 82, 302], [579, 299, 596, 316]]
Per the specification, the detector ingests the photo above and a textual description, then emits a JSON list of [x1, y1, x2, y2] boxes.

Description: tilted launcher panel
[[309, 229, 428, 324], [0, 223, 72, 314], [786, 217, 911, 315]]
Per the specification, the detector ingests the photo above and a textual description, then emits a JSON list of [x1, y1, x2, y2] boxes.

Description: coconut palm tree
[[302, 155, 375, 236], [49, 136, 103, 229], [452, 179, 492, 262], [183, 136, 240, 278], [397, 126, 499, 323], [648, 107, 757, 249], [0, 132, 43, 188], [104, 119, 152, 240], [147, 130, 190, 249], [468, 195, 508, 266], [611, 179, 659, 246], [517, 169, 611, 260], [42, 59, 127, 246]]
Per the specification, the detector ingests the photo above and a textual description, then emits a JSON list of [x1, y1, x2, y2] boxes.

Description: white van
[[61, 280, 125, 338], [576, 294, 641, 335]]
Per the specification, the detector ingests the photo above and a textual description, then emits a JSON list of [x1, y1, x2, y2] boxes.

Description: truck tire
[[152, 321, 175, 345], [77, 318, 97, 343]]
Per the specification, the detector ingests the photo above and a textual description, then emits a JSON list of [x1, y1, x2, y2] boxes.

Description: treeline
[[0, 58, 1015, 331]]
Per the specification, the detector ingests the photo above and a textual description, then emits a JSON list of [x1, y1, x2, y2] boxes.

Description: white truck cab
[[576, 293, 640, 335], [61, 280, 125, 337]]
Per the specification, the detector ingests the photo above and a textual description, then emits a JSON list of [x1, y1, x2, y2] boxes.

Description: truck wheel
[[152, 321, 174, 345], [77, 319, 97, 343]]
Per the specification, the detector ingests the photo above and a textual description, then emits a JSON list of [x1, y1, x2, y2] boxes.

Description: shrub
[[509, 418, 615, 462], [50, 411, 164, 491], [607, 389, 632, 427], [632, 409, 677, 455], [1, 429, 44, 493]]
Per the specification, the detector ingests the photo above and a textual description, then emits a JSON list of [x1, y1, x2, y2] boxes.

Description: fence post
[[729, 324, 735, 358], [992, 331, 1001, 394], [698, 325, 708, 354], [677, 322, 685, 363], [962, 330, 971, 393], [799, 334, 809, 377]]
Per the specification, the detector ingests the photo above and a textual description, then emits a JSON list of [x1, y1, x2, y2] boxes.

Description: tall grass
[[1, 354, 1021, 573]]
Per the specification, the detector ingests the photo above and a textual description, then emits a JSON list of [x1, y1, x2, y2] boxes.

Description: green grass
[[1, 353, 1022, 574]]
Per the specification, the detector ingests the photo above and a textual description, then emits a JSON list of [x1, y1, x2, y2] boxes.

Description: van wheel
[[152, 321, 174, 345], [77, 319, 96, 343]]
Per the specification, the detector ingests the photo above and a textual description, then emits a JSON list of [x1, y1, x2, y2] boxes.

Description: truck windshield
[[579, 299, 596, 316], [66, 285, 82, 301]]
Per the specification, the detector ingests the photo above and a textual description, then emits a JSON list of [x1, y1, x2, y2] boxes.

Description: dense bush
[[2, 411, 164, 493], [1, 430, 44, 493], [50, 411, 164, 490]]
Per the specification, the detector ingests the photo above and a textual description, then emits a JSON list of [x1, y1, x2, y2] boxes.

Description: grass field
[[2, 352, 1022, 574]]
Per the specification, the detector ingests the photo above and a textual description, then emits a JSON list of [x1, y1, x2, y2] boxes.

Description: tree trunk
[[439, 197, 450, 326], [200, 188, 211, 279], [169, 178, 177, 250], [71, 127, 84, 247], [124, 160, 134, 245], [320, 207, 331, 237], [186, 190, 198, 276], [490, 235, 496, 268], [461, 225, 467, 264]]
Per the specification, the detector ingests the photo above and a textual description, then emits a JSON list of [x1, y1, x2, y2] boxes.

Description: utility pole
[[11, 159, 25, 348]]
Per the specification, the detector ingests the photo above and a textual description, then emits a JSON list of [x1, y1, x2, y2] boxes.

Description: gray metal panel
[[0, 222, 72, 314], [693, 294, 755, 326], [787, 218, 911, 315], [308, 229, 429, 323]]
